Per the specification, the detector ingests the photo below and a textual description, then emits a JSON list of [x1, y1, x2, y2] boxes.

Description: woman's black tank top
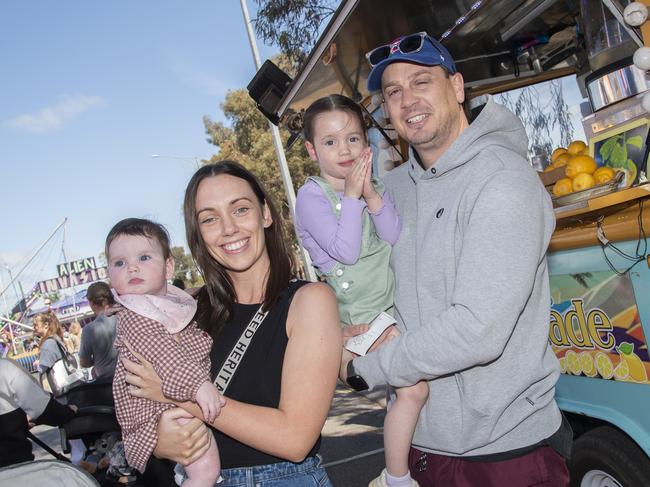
[[208, 280, 322, 468]]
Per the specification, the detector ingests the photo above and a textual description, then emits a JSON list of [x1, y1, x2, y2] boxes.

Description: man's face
[[381, 63, 465, 163]]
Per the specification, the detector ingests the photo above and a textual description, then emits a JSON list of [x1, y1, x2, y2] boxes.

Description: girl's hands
[[153, 408, 211, 466], [344, 148, 372, 199], [361, 149, 383, 213], [122, 340, 168, 403]]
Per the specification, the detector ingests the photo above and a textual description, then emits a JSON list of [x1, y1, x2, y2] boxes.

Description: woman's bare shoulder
[[288, 282, 339, 333]]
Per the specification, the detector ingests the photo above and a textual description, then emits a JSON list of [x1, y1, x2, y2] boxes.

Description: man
[[343, 32, 570, 485], [79, 281, 118, 382]]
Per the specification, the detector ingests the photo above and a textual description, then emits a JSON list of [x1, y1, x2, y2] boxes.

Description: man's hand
[[195, 381, 226, 423]]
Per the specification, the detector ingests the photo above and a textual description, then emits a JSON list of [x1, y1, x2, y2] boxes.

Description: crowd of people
[[0, 31, 570, 487]]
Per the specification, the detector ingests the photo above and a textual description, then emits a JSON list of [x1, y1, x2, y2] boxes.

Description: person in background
[[79, 281, 118, 382], [32, 311, 66, 376], [341, 31, 571, 486], [65, 320, 82, 354], [0, 358, 77, 468]]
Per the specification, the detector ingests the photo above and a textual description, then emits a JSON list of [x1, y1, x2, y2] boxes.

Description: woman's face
[[33, 318, 46, 337], [195, 174, 273, 277]]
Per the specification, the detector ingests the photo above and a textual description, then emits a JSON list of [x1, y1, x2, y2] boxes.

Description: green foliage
[[171, 246, 203, 287], [253, 0, 338, 67]]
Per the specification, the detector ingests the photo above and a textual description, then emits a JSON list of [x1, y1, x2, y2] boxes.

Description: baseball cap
[[366, 32, 457, 92]]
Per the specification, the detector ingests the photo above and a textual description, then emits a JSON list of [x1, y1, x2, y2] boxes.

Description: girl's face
[[305, 109, 367, 189], [195, 174, 273, 278], [107, 235, 173, 296], [33, 318, 46, 337]]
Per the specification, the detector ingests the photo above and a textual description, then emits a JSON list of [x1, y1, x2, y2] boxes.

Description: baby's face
[[107, 234, 172, 296]]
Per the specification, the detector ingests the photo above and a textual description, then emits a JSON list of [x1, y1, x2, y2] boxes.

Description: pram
[[0, 459, 100, 486]]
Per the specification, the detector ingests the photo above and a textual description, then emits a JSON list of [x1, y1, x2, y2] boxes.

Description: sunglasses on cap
[[366, 32, 440, 68]]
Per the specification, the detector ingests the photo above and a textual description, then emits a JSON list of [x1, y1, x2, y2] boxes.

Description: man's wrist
[[346, 359, 369, 391]]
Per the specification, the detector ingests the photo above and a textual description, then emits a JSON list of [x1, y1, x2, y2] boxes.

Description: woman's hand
[[121, 340, 168, 403], [153, 408, 211, 466]]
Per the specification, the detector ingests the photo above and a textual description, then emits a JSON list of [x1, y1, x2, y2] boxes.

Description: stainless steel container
[[586, 60, 650, 111]]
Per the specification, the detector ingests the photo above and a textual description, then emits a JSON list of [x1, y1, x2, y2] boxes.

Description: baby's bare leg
[[177, 417, 220, 487], [384, 381, 429, 477]]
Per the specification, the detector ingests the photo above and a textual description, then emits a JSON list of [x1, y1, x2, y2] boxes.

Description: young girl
[[295, 94, 428, 487], [107, 218, 223, 487]]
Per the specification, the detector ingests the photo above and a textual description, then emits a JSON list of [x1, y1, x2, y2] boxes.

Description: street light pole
[[238, 0, 316, 282]]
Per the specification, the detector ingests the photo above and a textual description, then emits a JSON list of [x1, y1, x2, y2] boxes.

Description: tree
[[495, 79, 575, 159], [171, 246, 203, 288], [253, 0, 338, 67]]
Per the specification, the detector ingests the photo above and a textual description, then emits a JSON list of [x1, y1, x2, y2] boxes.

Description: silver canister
[[587, 61, 650, 111]]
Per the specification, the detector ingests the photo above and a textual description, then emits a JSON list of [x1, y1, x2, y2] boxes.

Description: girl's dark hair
[[183, 161, 292, 336], [105, 218, 172, 261], [302, 94, 369, 144]]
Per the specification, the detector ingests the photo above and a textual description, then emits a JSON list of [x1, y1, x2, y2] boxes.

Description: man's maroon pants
[[408, 446, 570, 486]]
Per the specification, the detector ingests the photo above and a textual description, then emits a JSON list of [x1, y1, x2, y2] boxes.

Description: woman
[[32, 311, 87, 465], [66, 321, 82, 354], [123, 161, 342, 486], [32, 311, 66, 376]]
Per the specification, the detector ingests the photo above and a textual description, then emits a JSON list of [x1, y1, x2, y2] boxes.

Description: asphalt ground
[[31, 383, 388, 486]]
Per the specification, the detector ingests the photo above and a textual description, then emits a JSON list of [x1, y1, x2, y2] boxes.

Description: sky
[[0, 1, 279, 313]]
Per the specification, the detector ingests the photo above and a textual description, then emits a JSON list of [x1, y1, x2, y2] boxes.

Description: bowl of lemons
[[548, 141, 624, 207]]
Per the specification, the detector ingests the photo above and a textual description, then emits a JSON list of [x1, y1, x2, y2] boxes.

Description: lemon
[[572, 172, 596, 192], [553, 153, 571, 168], [565, 350, 582, 375], [579, 352, 597, 377], [580, 147, 590, 156], [551, 147, 568, 163], [593, 166, 615, 184], [553, 178, 573, 197], [567, 140, 588, 155], [614, 360, 630, 381], [596, 352, 614, 379], [620, 352, 648, 383], [566, 155, 597, 179]]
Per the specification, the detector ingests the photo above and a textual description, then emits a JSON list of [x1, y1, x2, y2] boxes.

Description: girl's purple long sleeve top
[[295, 179, 401, 273]]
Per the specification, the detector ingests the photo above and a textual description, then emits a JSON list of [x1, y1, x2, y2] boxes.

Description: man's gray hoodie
[[354, 95, 562, 456]]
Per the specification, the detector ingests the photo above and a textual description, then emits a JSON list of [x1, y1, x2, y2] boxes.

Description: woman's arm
[[126, 282, 342, 463]]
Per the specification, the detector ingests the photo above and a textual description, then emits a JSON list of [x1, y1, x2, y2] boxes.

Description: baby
[[107, 218, 222, 486]]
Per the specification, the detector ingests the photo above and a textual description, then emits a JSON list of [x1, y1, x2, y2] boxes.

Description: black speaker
[[247, 59, 292, 126]]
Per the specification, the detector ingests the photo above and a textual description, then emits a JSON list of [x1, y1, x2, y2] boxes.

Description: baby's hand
[[195, 381, 226, 423]]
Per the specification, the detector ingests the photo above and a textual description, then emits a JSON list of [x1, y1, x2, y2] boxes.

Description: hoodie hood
[[408, 95, 529, 181]]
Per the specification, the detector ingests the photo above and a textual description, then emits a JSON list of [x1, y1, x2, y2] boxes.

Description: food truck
[[248, 0, 650, 484]]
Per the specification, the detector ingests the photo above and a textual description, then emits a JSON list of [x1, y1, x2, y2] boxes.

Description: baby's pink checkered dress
[[112, 304, 212, 472]]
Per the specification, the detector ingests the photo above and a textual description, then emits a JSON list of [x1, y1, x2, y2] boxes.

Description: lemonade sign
[[549, 271, 649, 384]]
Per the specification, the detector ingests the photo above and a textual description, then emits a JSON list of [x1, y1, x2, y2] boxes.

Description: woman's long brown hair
[[34, 311, 64, 343], [183, 161, 292, 337]]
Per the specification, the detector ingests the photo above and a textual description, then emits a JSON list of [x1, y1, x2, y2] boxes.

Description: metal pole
[[238, 0, 316, 281], [0, 218, 67, 300]]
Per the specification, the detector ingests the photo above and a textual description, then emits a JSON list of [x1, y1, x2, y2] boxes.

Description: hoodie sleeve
[[354, 169, 553, 388]]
